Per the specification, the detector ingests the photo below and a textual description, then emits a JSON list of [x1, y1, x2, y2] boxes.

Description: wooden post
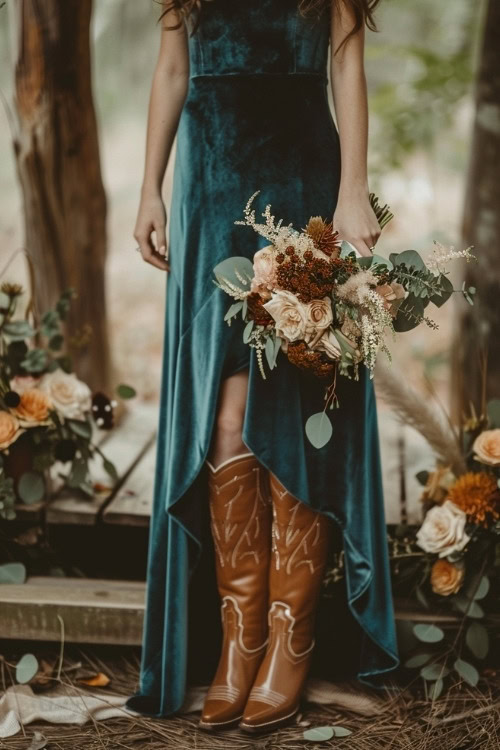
[[454, 0, 500, 414], [11, 0, 111, 393]]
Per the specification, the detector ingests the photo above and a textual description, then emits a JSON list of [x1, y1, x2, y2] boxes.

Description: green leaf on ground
[[303, 726, 334, 741], [466, 622, 489, 660], [16, 653, 39, 684], [454, 658, 479, 687], [18, 472, 45, 505], [405, 653, 432, 669]]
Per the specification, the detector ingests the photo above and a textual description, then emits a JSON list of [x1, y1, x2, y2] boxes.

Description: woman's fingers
[[154, 221, 168, 258], [135, 229, 170, 271]]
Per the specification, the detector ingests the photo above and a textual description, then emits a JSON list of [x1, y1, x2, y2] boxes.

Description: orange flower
[[11, 388, 52, 427], [0, 411, 24, 450], [447, 471, 500, 527], [431, 559, 464, 596]]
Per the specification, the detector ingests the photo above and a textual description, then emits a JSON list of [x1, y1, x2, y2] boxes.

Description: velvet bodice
[[188, 0, 330, 78]]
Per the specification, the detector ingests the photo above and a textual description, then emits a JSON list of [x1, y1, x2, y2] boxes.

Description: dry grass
[[1, 645, 499, 750]]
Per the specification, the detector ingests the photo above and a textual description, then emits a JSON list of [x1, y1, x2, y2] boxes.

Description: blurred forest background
[[0, 0, 491, 404]]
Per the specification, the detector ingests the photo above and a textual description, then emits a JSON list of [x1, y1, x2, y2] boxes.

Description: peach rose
[[305, 298, 333, 346], [250, 245, 277, 300], [39, 370, 92, 420], [416, 500, 470, 558], [263, 290, 308, 342], [0, 411, 24, 451], [375, 282, 406, 316], [473, 429, 500, 467], [430, 559, 465, 596], [11, 388, 52, 427]]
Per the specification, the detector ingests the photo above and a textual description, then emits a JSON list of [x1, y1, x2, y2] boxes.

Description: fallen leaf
[[303, 726, 334, 742], [31, 659, 56, 689], [79, 671, 110, 687]]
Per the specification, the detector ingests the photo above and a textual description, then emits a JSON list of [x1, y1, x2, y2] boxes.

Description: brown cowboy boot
[[240, 474, 330, 733], [199, 453, 272, 730]]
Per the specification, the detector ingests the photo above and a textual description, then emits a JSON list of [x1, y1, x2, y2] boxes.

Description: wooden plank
[[102, 441, 156, 527], [46, 402, 157, 525], [0, 577, 145, 645]]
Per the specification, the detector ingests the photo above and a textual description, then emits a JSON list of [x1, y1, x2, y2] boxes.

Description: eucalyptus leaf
[[48, 333, 64, 351], [473, 576, 490, 601], [274, 336, 282, 365], [429, 274, 454, 308], [16, 653, 39, 684], [116, 383, 136, 399], [413, 623, 444, 643], [21, 348, 49, 373], [3, 320, 36, 340], [393, 294, 425, 332], [305, 412, 333, 449], [405, 653, 432, 669], [102, 458, 118, 482], [0, 562, 27, 584], [486, 399, 500, 429], [454, 597, 484, 619], [265, 336, 276, 370], [454, 658, 479, 687], [214, 256, 254, 291], [420, 663, 450, 681], [371, 254, 394, 270], [67, 419, 92, 440], [332, 727, 353, 737], [303, 726, 334, 742], [466, 622, 489, 660], [18, 472, 46, 505], [243, 320, 254, 343], [428, 678, 444, 701], [340, 240, 359, 258], [224, 301, 243, 322], [415, 470, 429, 486], [26, 731, 48, 750], [392, 249, 426, 270]]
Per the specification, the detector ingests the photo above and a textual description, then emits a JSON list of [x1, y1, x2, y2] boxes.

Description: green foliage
[[305, 412, 333, 449], [16, 654, 39, 684]]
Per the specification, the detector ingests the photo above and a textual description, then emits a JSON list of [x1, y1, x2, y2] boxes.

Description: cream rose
[[39, 370, 92, 420], [11, 388, 53, 427], [305, 298, 334, 348], [430, 559, 465, 596], [0, 411, 24, 451], [416, 500, 470, 558], [250, 245, 277, 300], [473, 429, 500, 467], [313, 329, 342, 361], [263, 290, 308, 342], [375, 282, 406, 316]]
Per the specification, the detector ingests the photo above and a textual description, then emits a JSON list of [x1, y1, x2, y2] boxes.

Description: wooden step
[[102, 440, 155, 527], [0, 577, 145, 645]]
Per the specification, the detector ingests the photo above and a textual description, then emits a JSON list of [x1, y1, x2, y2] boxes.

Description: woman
[[127, 0, 399, 733]]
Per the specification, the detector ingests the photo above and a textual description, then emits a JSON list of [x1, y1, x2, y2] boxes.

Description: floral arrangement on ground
[[371, 365, 500, 699], [0, 282, 135, 522], [214, 191, 475, 448]]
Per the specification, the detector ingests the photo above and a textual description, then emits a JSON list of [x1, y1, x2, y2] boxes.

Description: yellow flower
[[431, 559, 465, 596], [447, 472, 500, 527], [0, 411, 24, 450]]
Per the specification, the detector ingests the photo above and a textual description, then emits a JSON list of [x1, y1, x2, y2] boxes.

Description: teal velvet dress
[[127, 0, 399, 717]]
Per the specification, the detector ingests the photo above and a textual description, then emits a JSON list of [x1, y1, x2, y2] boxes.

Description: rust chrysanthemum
[[246, 293, 274, 327], [286, 341, 335, 379], [304, 217, 340, 258], [447, 472, 500, 527]]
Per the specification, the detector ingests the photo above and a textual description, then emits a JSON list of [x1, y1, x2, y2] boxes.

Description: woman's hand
[[134, 191, 170, 271], [333, 189, 381, 258]]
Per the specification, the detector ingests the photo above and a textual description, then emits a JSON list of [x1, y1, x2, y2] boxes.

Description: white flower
[[416, 501, 470, 558], [263, 290, 309, 342], [39, 370, 92, 420]]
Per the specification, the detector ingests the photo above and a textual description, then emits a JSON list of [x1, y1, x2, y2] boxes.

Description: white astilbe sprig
[[426, 241, 475, 274], [235, 191, 316, 258], [214, 276, 252, 300]]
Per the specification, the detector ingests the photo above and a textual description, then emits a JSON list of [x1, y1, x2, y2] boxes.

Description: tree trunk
[[454, 0, 500, 414], [11, 0, 111, 393]]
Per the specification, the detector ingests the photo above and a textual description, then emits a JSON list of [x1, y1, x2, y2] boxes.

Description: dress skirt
[[127, 72, 399, 717]]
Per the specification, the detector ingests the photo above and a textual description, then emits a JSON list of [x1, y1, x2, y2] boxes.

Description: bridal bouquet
[[214, 191, 475, 448]]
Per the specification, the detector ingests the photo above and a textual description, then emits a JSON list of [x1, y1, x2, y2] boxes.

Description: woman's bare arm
[[134, 15, 189, 271], [330, 1, 380, 257]]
